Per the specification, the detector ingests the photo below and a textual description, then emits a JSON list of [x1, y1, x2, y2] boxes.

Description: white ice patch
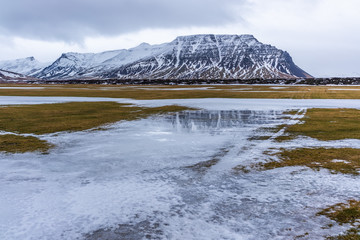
[[130, 98, 360, 111], [0, 96, 134, 106], [2, 97, 360, 110], [270, 87, 288, 89], [1, 98, 360, 240], [331, 159, 351, 164]]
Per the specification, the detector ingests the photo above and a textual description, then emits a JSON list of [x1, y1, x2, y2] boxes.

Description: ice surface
[[2, 96, 360, 110], [0, 98, 360, 240], [0, 96, 133, 105], [270, 87, 288, 89]]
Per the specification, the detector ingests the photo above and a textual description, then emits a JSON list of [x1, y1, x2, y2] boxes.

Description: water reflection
[[166, 110, 285, 131]]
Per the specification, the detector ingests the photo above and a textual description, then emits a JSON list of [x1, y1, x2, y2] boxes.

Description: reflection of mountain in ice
[[1, 98, 360, 240], [167, 110, 283, 132]]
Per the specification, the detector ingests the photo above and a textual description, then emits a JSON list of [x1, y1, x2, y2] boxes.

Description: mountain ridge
[[97, 34, 311, 80], [4, 34, 313, 80]]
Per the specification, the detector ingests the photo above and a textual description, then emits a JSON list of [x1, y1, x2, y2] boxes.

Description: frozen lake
[[0, 97, 360, 240]]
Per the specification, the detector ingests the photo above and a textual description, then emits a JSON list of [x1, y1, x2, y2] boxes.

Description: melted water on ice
[[0, 100, 359, 240]]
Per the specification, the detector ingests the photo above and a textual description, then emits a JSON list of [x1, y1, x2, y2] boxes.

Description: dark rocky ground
[[25, 77, 360, 85]]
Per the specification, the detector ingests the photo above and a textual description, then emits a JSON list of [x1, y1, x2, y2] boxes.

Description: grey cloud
[[0, 0, 244, 42]]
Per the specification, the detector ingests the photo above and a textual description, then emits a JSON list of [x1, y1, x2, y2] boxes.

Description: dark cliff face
[[280, 52, 311, 78], [35, 34, 312, 80]]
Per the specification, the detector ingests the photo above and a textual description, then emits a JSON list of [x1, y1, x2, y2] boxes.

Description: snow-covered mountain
[[35, 34, 312, 80], [0, 69, 33, 82], [0, 57, 48, 76]]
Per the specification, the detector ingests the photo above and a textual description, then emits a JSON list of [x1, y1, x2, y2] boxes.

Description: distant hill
[[0, 57, 48, 76], [0, 69, 39, 82]]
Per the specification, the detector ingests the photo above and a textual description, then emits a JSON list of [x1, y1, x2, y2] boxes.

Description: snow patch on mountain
[[32, 34, 312, 80], [0, 68, 27, 78], [0, 69, 32, 82], [0, 57, 48, 76]]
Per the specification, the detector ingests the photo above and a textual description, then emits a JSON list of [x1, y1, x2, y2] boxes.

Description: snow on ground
[[0, 96, 134, 105], [2, 96, 360, 110], [270, 86, 288, 89], [0, 97, 360, 240]]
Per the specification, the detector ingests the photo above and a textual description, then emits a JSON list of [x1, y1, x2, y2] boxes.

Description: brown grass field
[[0, 101, 193, 153], [264, 148, 360, 175], [0, 102, 192, 134], [0, 134, 52, 153], [284, 108, 360, 141], [0, 84, 360, 99]]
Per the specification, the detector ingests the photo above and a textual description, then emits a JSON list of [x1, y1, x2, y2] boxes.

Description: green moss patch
[[0, 102, 193, 134], [284, 108, 360, 141], [0, 134, 52, 153], [261, 148, 360, 175], [318, 200, 360, 240], [327, 228, 360, 240], [318, 200, 360, 225]]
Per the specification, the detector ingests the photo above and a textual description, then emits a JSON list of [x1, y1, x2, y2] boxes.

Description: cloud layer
[[1, 0, 360, 77], [1, 0, 242, 42]]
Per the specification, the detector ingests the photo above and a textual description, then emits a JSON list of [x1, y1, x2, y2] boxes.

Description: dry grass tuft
[[326, 228, 360, 240], [318, 200, 360, 240], [284, 108, 360, 141], [0, 134, 52, 153], [261, 148, 360, 175], [318, 200, 360, 225], [0, 102, 193, 134]]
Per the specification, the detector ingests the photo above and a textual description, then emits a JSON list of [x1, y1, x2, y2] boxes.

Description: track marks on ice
[[203, 108, 307, 173]]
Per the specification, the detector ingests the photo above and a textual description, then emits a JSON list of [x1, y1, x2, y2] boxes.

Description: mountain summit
[[0, 57, 48, 76], [34, 34, 311, 80]]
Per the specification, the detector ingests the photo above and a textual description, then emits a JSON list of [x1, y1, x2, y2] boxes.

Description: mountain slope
[[0, 57, 48, 76], [35, 34, 312, 80], [0, 69, 37, 82]]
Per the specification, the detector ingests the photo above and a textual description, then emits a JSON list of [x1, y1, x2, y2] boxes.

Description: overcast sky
[[1, 0, 360, 77]]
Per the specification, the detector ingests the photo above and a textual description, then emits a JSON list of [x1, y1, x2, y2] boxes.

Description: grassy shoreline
[[0, 134, 52, 154], [236, 108, 360, 175], [0, 102, 194, 153], [263, 148, 360, 175], [282, 108, 360, 141]]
